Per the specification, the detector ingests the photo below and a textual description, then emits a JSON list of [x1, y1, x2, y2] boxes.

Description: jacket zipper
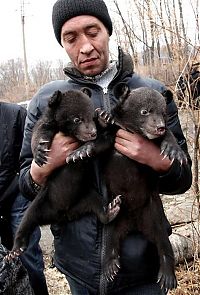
[[99, 225, 108, 295], [99, 86, 111, 295], [103, 87, 108, 94], [102, 87, 111, 112]]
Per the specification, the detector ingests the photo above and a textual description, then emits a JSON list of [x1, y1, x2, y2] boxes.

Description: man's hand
[[115, 129, 172, 173], [30, 132, 80, 185]]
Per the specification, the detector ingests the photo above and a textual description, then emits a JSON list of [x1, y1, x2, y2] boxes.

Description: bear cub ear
[[80, 87, 92, 98], [162, 89, 174, 104], [48, 90, 63, 108], [113, 82, 130, 102]]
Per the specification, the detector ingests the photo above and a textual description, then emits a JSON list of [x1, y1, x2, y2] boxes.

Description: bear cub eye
[[74, 117, 82, 124], [140, 109, 149, 115]]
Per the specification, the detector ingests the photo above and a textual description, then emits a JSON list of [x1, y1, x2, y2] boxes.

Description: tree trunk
[[170, 221, 200, 264], [178, 0, 189, 57], [159, 0, 173, 59]]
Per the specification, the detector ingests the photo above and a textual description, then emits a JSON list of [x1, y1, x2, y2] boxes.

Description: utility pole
[[21, 0, 29, 98]]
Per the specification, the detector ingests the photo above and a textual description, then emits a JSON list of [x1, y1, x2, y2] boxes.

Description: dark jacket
[[0, 102, 26, 249], [19, 49, 192, 294], [0, 102, 27, 212]]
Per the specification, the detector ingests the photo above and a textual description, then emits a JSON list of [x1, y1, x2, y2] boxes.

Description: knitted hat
[[52, 0, 113, 45]]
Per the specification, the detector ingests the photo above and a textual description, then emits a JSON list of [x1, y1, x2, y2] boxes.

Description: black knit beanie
[[52, 0, 113, 46]]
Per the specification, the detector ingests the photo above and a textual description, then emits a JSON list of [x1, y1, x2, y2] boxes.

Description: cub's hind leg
[[8, 188, 60, 258], [103, 214, 131, 281], [139, 196, 177, 291]]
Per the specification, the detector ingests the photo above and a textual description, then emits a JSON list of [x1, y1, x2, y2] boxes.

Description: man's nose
[[80, 35, 94, 55]]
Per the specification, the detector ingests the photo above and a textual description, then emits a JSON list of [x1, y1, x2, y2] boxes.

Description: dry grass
[[169, 258, 200, 295]]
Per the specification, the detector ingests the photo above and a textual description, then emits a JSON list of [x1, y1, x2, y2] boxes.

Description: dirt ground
[[44, 254, 200, 295], [44, 255, 71, 295]]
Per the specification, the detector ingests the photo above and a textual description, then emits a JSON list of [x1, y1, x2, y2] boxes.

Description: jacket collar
[[63, 47, 134, 83]]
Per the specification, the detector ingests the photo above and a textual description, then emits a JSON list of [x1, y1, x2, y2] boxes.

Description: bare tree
[[0, 59, 24, 93], [172, 0, 182, 60], [157, 0, 173, 59], [164, 0, 174, 50], [30, 61, 53, 88], [133, 0, 150, 65], [113, 0, 136, 63], [145, 0, 155, 65], [189, 0, 200, 44], [178, 0, 189, 56]]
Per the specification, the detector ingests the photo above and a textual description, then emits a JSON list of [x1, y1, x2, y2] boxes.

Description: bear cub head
[[113, 83, 173, 140], [47, 88, 97, 142]]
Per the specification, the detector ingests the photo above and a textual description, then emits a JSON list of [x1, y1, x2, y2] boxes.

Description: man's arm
[[115, 130, 172, 172]]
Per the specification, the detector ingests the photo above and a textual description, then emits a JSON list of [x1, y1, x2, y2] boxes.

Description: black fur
[[8, 85, 187, 291], [102, 85, 188, 290], [8, 89, 121, 258], [67, 84, 188, 291]]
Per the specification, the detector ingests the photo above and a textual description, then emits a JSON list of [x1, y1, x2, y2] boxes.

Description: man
[[19, 0, 192, 294], [0, 101, 49, 295]]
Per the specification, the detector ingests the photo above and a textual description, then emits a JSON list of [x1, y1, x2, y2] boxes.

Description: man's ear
[[80, 87, 92, 98], [48, 90, 62, 108], [113, 82, 130, 102]]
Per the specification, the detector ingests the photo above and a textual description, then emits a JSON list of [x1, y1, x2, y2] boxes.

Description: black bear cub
[[67, 84, 188, 291], [7, 88, 121, 258], [101, 85, 188, 290]]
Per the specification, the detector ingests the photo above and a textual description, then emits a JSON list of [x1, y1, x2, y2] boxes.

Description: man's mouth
[[80, 58, 98, 66]]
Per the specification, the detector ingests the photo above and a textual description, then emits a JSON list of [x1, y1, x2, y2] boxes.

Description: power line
[[20, 0, 29, 98]]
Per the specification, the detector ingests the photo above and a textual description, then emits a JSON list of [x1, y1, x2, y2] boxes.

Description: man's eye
[[66, 37, 76, 44], [87, 30, 98, 37], [63, 34, 76, 44]]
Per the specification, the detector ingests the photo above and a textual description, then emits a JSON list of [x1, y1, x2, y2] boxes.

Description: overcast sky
[[0, 0, 197, 66], [0, 0, 69, 65]]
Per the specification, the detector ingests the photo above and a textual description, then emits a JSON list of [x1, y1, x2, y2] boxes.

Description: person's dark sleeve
[[19, 96, 43, 201], [158, 96, 192, 194], [18, 106, 27, 135], [17, 106, 27, 166]]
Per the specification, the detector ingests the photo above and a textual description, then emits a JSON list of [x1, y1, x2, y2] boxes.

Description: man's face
[[61, 15, 110, 76]]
